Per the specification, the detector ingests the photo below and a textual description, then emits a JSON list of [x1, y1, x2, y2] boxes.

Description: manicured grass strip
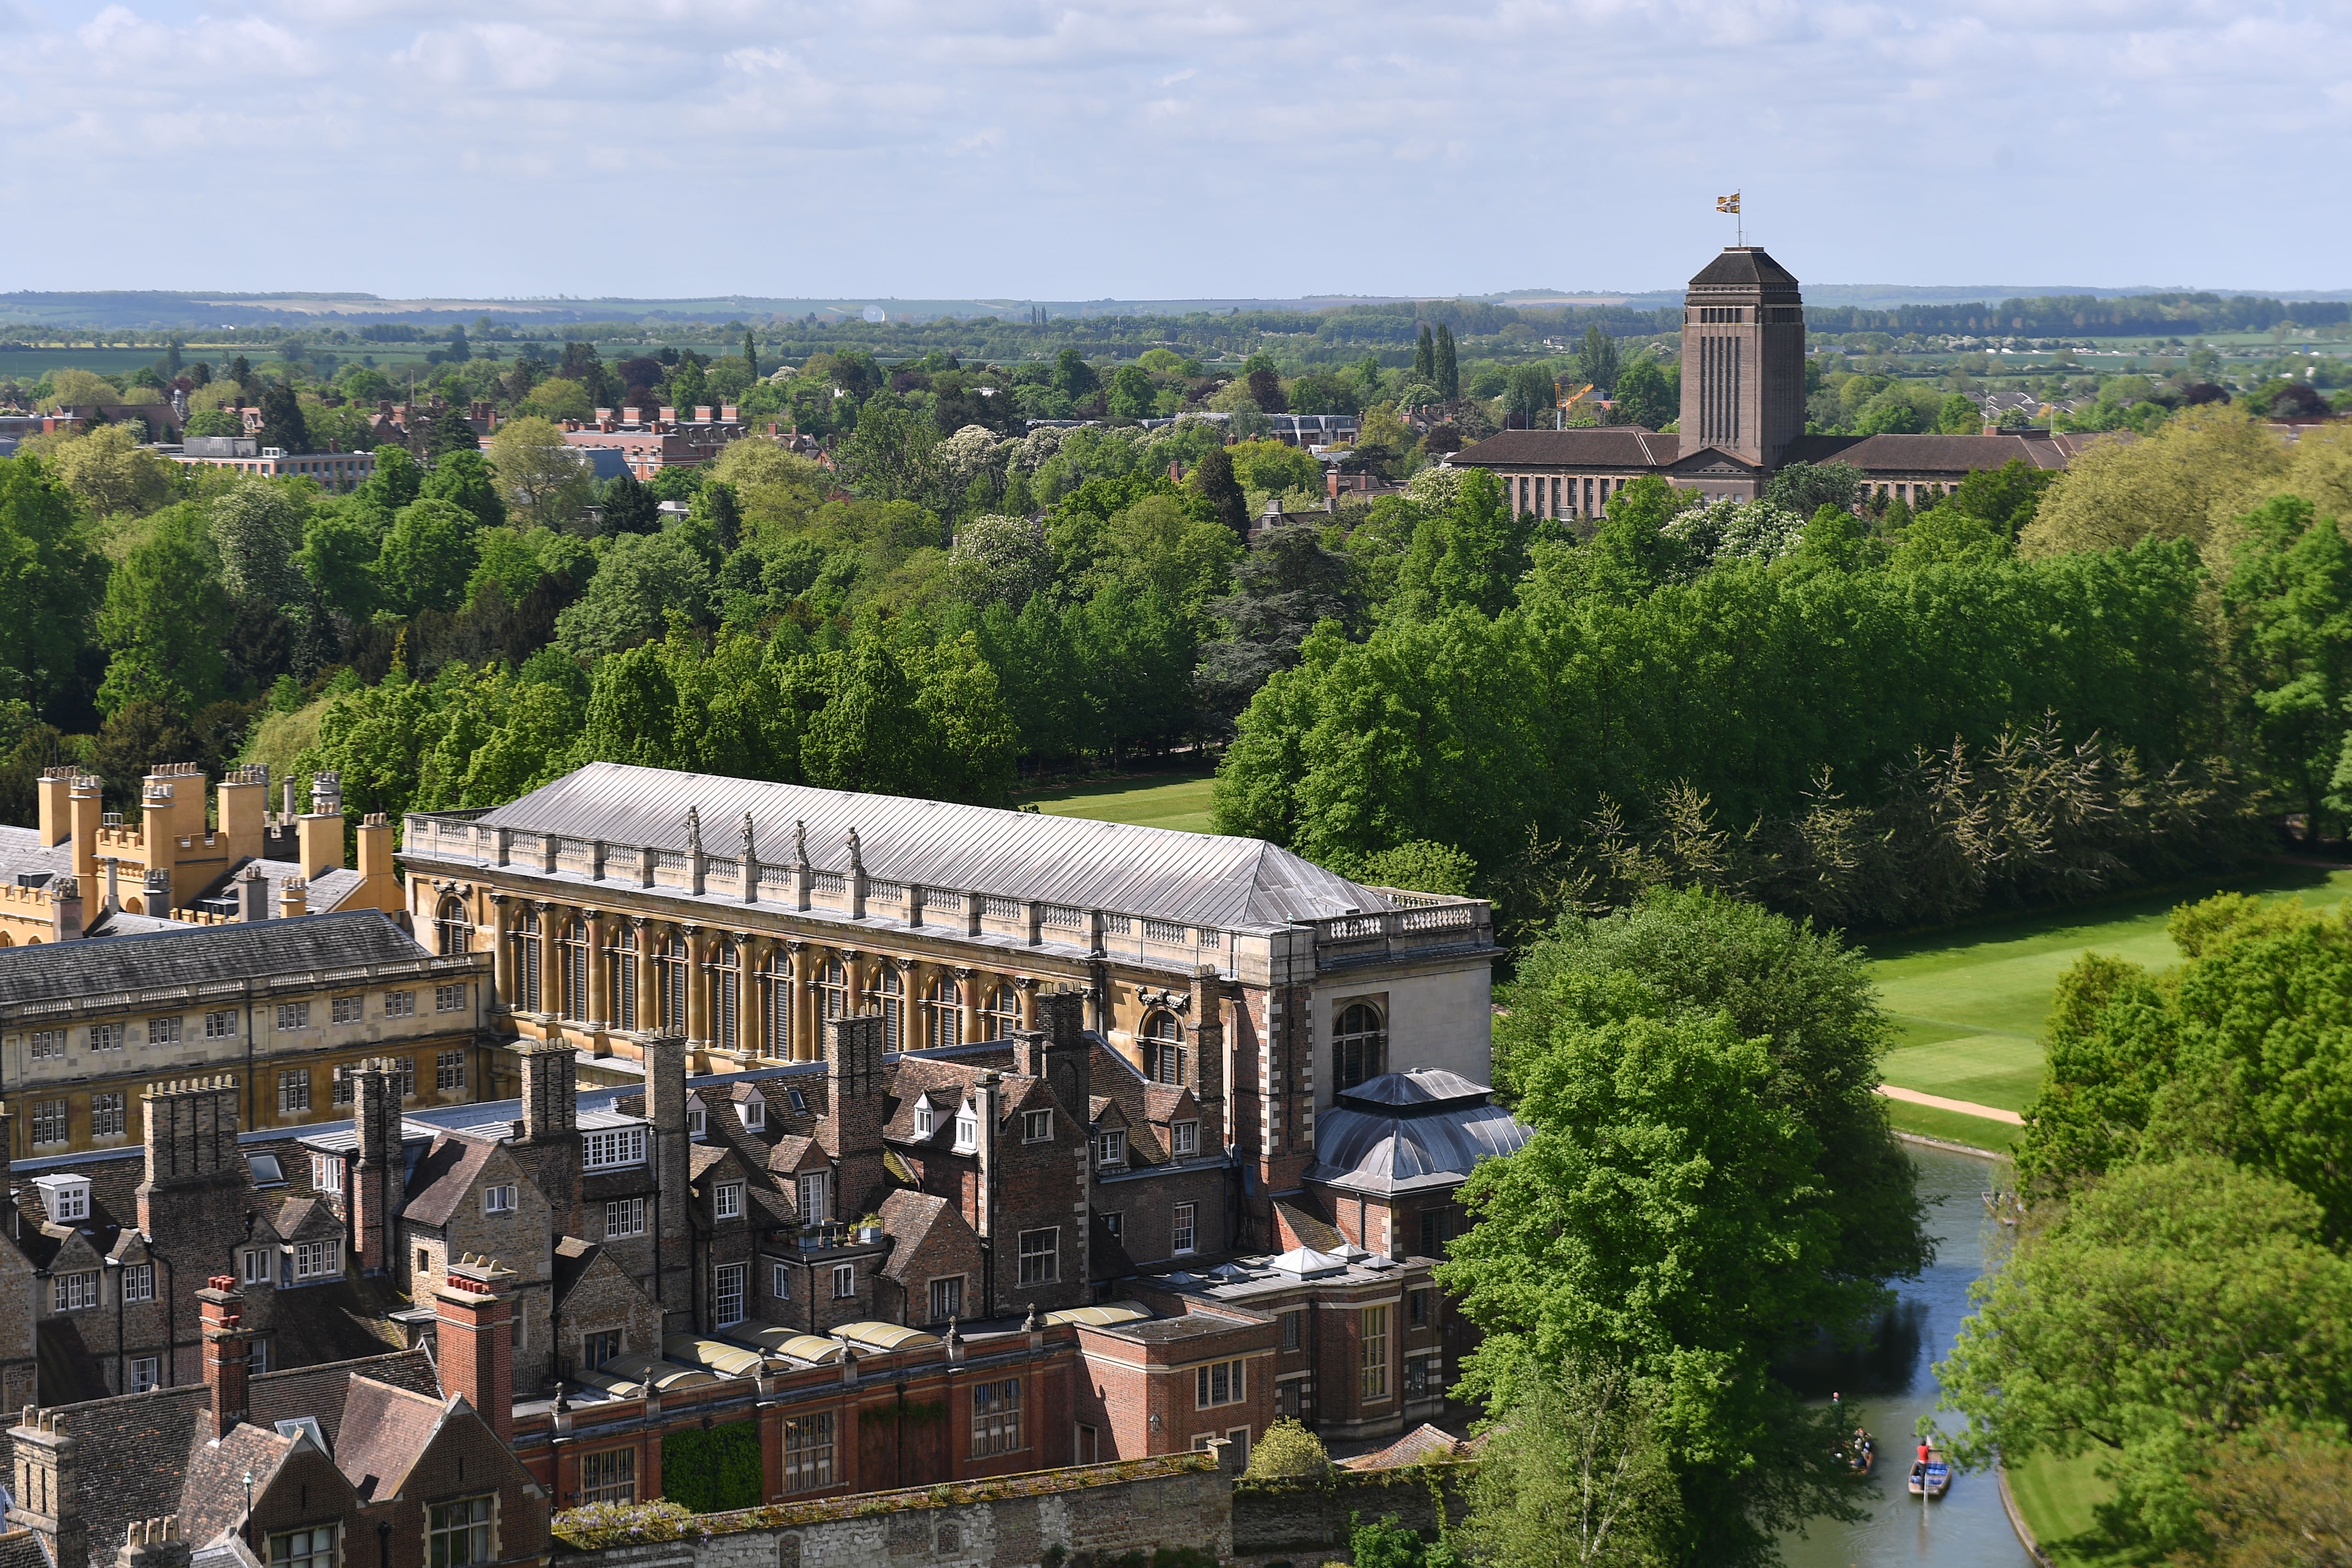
[[1881, 1098, 2018, 1155], [1880, 1033, 2046, 1114], [2007, 1449, 2137, 1568], [1017, 771, 1220, 835]]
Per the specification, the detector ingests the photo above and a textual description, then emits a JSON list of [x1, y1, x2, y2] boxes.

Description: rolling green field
[[1865, 861, 2352, 1134], [1017, 769, 1219, 834]]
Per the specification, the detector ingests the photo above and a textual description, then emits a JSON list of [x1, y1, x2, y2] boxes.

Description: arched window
[[758, 949, 791, 1058], [655, 934, 689, 1035], [712, 940, 740, 1053], [1332, 1002, 1386, 1091], [816, 957, 850, 1024], [1144, 1011, 1185, 1085], [436, 895, 470, 957], [610, 924, 638, 1032], [980, 983, 1021, 1041], [510, 908, 542, 1013], [559, 919, 591, 1022], [874, 964, 903, 1053], [923, 974, 961, 1051]]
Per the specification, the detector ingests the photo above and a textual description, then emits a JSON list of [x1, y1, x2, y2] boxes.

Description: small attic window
[[739, 1093, 766, 1132], [275, 1416, 329, 1454], [35, 1175, 89, 1223], [953, 1103, 978, 1152], [249, 1153, 286, 1187], [787, 1087, 808, 1114], [913, 1097, 934, 1138], [687, 1092, 707, 1140]]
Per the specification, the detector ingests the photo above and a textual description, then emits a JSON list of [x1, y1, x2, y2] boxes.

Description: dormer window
[[241, 1247, 273, 1287], [739, 1093, 766, 1131], [914, 1098, 934, 1138], [1173, 1121, 1199, 1158], [687, 1093, 708, 1140], [36, 1175, 89, 1223], [1096, 1130, 1126, 1168], [953, 1106, 978, 1152], [716, 1182, 743, 1220]]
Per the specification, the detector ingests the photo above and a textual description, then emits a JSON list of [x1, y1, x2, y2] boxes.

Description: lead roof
[[0, 909, 430, 1008], [425, 761, 1390, 931]]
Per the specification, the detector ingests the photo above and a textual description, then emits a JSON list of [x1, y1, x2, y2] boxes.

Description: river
[[1779, 1142, 2032, 1568]]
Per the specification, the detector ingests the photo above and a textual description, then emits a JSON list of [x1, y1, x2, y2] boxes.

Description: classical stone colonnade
[[450, 892, 1178, 1065]]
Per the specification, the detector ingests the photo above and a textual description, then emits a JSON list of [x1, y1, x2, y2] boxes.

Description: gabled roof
[[331, 1377, 449, 1503], [874, 1189, 972, 1285], [1343, 1422, 1471, 1470], [435, 762, 1389, 931], [0, 910, 428, 1009], [1779, 431, 2086, 474], [399, 1136, 499, 1229]]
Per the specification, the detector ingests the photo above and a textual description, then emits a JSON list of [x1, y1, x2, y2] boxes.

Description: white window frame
[[953, 1107, 978, 1151], [832, 1262, 855, 1300], [204, 1009, 236, 1039], [484, 1184, 517, 1216], [715, 1182, 743, 1220], [122, 1262, 154, 1302], [88, 1023, 122, 1052], [46, 1180, 90, 1222], [604, 1197, 645, 1238], [435, 984, 466, 1014], [1196, 1357, 1245, 1409], [1023, 1108, 1052, 1143], [1174, 1120, 1199, 1157], [53, 1271, 100, 1311], [129, 1356, 160, 1393], [331, 996, 361, 1026], [913, 1099, 933, 1138], [30, 1100, 67, 1145], [293, 1238, 341, 1280], [714, 1262, 747, 1327], [739, 1096, 765, 1131], [148, 1016, 181, 1046], [928, 1275, 962, 1322], [30, 1029, 63, 1060], [584, 1127, 648, 1170], [1172, 1202, 1196, 1255], [798, 1170, 831, 1226], [385, 990, 416, 1018], [771, 1261, 792, 1303], [1096, 1129, 1125, 1167], [241, 1247, 272, 1286]]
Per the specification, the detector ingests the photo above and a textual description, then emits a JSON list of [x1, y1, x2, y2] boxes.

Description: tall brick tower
[[1678, 246, 1807, 470]]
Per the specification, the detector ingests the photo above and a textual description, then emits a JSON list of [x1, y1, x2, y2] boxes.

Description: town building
[[0, 767, 404, 949], [1455, 244, 2118, 516], [169, 439, 378, 491], [559, 407, 748, 480]]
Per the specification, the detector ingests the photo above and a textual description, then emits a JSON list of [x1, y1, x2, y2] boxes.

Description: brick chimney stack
[[1186, 965, 1226, 1144], [139, 1077, 244, 1257], [1039, 990, 1091, 1128], [298, 773, 343, 881], [345, 1060, 399, 1276], [199, 1277, 250, 1439], [115, 1516, 191, 1568], [7, 1406, 83, 1568], [818, 1015, 888, 1217], [434, 1255, 518, 1445], [510, 1045, 580, 1236], [642, 1034, 693, 1330]]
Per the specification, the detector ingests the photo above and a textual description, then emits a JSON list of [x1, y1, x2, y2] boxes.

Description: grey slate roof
[[1305, 1068, 1532, 1197], [0, 909, 429, 1008], [0, 824, 71, 886], [1780, 432, 2080, 473], [432, 762, 1390, 931], [1453, 429, 1681, 470]]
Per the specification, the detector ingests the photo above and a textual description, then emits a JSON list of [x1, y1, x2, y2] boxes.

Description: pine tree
[[1415, 323, 1435, 382], [1436, 324, 1460, 401], [257, 379, 310, 454], [603, 470, 660, 536], [743, 330, 758, 379]]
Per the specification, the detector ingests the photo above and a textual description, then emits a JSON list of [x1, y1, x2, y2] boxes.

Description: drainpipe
[[150, 1239, 178, 1386]]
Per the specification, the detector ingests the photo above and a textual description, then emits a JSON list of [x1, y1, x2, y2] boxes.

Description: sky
[[1, 0, 2346, 302]]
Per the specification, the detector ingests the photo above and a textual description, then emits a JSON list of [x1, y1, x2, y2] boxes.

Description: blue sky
[[1, 0, 2344, 300]]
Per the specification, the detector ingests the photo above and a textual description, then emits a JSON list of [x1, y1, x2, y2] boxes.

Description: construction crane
[[1553, 380, 1602, 429]]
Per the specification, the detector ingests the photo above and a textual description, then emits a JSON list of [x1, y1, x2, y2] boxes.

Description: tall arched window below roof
[[655, 934, 689, 1035], [609, 923, 638, 1032], [1332, 1002, 1385, 1092], [1144, 1010, 1185, 1085], [816, 957, 849, 1024], [923, 973, 960, 1051], [874, 963, 903, 1052], [980, 984, 1021, 1041], [757, 949, 790, 1058], [559, 920, 591, 1022], [436, 896, 470, 957], [512, 908, 542, 1014], [712, 939, 740, 1053]]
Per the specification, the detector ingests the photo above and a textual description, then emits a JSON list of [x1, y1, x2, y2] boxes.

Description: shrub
[[1244, 1417, 1332, 1480]]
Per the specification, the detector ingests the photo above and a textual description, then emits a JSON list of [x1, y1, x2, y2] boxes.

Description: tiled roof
[[0, 910, 430, 1009], [399, 1136, 497, 1229], [1452, 430, 1680, 470], [251, 1346, 441, 1443], [422, 761, 1391, 930], [1779, 432, 2077, 474], [179, 1424, 293, 1549], [331, 1377, 448, 1503], [873, 1189, 955, 1284], [1343, 1422, 1469, 1470], [0, 1529, 50, 1568]]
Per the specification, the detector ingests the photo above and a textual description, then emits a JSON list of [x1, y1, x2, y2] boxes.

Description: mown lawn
[[1016, 769, 1221, 835], [2008, 1449, 2141, 1568], [1864, 862, 2352, 1131], [1881, 1098, 2019, 1154]]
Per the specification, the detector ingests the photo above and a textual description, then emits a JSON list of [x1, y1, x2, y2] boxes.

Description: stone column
[[683, 925, 710, 1046], [1015, 975, 1040, 1030], [487, 894, 512, 1011], [956, 967, 978, 1045], [636, 919, 660, 1036], [735, 932, 760, 1058], [784, 940, 808, 1061], [585, 910, 610, 1028]]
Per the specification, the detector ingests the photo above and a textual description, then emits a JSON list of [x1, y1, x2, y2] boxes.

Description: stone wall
[[557, 1452, 1233, 1568], [1230, 1466, 1470, 1568]]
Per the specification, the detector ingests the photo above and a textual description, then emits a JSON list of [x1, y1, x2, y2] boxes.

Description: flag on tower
[[1716, 192, 1741, 214]]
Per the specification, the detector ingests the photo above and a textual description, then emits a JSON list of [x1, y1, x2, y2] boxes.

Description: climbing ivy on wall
[[660, 1421, 764, 1514]]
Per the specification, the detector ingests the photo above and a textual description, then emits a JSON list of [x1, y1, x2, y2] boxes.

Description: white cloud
[[0, 0, 2341, 296]]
